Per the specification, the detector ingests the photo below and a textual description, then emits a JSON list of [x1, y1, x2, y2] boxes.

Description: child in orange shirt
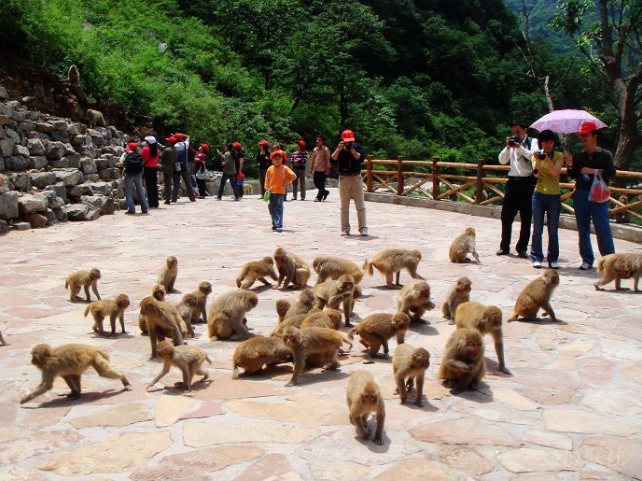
[[265, 150, 297, 232]]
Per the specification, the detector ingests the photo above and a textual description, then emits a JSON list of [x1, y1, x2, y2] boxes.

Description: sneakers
[[341, 230, 350, 236], [314, 199, 321, 202], [360, 228, 368, 237], [579, 262, 591, 270], [272, 226, 277, 231], [549, 262, 560, 269], [532, 260, 542, 269], [276, 227, 283, 232]]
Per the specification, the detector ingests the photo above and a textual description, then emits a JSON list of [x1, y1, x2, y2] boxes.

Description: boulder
[[13, 144, 30, 157], [82, 194, 115, 215], [36, 122, 54, 132], [49, 158, 69, 169], [27, 137, 46, 155], [28, 156, 49, 170], [18, 194, 48, 214], [5, 155, 29, 171], [14, 221, 31, 231], [0, 219, 8, 235], [51, 120, 68, 131], [80, 158, 97, 175], [29, 172, 56, 190], [53, 206, 67, 222], [46, 141, 66, 160], [65, 203, 100, 221], [87, 181, 113, 196], [0, 191, 19, 220], [23, 212, 48, 228], [65, 152, 81, 168], [10, 173, 31, 191], [0, 87, 8, 99], [45, 208, 59, 226], [45, 182, 68, 201], [53, 169, 84, 186], [0, 138, 14, 157], [67, 183, 93, 200]]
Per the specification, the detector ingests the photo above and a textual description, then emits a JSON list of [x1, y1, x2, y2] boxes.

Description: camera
[[536, 150, 546, 160], [508, 136, 520, 146], [343, 142, 353, 151]]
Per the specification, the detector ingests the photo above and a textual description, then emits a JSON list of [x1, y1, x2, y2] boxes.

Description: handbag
[[174, 162, 182, 173], [589, 169, 610, 203], [195, 167, 209, 180]]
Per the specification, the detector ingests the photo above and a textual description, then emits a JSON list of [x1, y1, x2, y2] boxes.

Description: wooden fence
[[363, 156, 642, 224]]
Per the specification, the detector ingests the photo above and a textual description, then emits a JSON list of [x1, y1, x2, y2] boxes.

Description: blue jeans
[[572, 189, 615, 266], [268, 193, 285, 228], [124, 172, 149, 213], [530, 191, 561, 263], [217, 173, 240, 199]]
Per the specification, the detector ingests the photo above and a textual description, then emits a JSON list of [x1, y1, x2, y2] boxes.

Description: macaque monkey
[[236, 257, 279, 289], [67, 64, 80, 85], [594, 252, 642, 292], [275, 299, 291, 323], [614, 195, 631, 224], [157, 256, 178, 293], [508, 269, 559, 322], [313, 274, 356, 327], [348, 312, 409, 358], [232, 336, 292, 378], [87, 109, 106, 128], [270, 314, 307, 338], [83, 294, 130, 336], [439, 328, 487, 394], [442, 276, 472, 322], [139, 296, 184, 358], [393, 344, 430, 407], [301, 309, 342, 330], [312, 256, 364, 285], [346, 370, 385, 445], [147, 341, 211, 391], [207, 290, 258, 341], [65, 268, 101, 302], [138, 284, 167, 333], [281, 289, 317, 321], [273, 247, 311, 289], [449, 227, 480, 264], [20, 343, 132, 403], [281, 326, 352, 386], [175, 293, 198, 338], [455, 302, 509, 374], [185, 281, 212, 324], [363, 248, 424, 287], [395, 280, 435, 323]]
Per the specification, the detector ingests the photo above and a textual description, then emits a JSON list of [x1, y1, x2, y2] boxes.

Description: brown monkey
[[232, 336, 292, 379], [20, 343, 132, 403], [395, 280, 435, 323], [438, 328, 487, 394], [175, 293, 198, 338], [207, 290, 258, 341], [65, 268, 101, 302], [301, 309, 342, 330], [346, 370, 385, 445], [393, 344, 430, 407], [363, 248, 424, 287], [312, 256, 364, 285], [83, 294, 130, 336], [157, 256, 178, 293], [67, 64, 80, 85], [313, 274, 356, 327], [348, 312, 409, 358], [449, 227, 481, 263], [508, 269, 559, 322], [614, 195, 631, 224], [147, 341, 211, 391], [442, 276, 472, 322], [455, 302, 509, 374], [236, 257, 279, 289], [139, 296, 184, 358], [275, 299, 291, 323], [86, 109, 106, 128], [281, 326, 352, 386], [274, 247, 312, 289], [594, 252, 642, 292], [184, 281, 212, 324], [138, 284, 167, 334], [270, 314, 307, 338], [281, 289, 318, 320]]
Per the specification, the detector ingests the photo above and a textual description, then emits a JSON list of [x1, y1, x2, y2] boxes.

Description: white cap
[[144, 136, 157, 144]]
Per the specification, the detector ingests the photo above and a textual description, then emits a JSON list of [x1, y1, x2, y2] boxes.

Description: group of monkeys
[[16, 226, 642, 445]]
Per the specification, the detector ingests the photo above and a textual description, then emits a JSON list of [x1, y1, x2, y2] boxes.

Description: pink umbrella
[[530, 109, 608, 134]]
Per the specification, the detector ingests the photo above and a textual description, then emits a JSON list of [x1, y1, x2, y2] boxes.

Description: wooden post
[[475, 158, 485, 205], [432, 157, 439, 200], [366, 155, 374, 192], [397, 156, 404, 196]]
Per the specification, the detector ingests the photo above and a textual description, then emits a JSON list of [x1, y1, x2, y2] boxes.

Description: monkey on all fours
[[393, 344, 430, 407], [232, 336, 292, 379], [273, 247, 311, 289], [313, 274, 356, 327], [20, 344, 132, 404], [236, 257, 279, 289], [449, 227, 481, 264], [442, 276, 472, 322], [346, 370, 385, 445], [83, 294, 130, 336], [312, 256, 364, 285], [139, 296, 184, 358], [594, 252, 642, 292], [395, 280, 435, 323], [363, 248, 424, 287], [348, 312, 409, 358], [508, 269, 559, 322], [157, 256, 178, 293], [439, 327, 487, 394], [65, 268, 101, 302], [147, 341, 211, 391]]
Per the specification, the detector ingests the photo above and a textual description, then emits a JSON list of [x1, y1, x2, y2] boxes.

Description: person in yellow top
[[265, 150, 297, 232], [530, 129, 564, 269]]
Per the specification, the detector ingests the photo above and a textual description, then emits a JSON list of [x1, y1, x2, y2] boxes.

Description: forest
[[1, 0, 640, 174]]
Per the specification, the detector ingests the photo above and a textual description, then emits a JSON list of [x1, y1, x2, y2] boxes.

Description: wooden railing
[[363, 156, 642, 223]]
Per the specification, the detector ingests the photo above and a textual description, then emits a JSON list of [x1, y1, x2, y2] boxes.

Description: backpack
[[124, 151, 143, 174]]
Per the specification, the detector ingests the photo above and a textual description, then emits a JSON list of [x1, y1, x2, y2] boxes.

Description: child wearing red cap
[[265, 151, 296, 232]]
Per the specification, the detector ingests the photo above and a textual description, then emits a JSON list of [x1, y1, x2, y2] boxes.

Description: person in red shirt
[[141, 136, 160, 208]]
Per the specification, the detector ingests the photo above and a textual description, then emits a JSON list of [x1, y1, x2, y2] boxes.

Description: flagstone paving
[[1, 189, 641, 480]]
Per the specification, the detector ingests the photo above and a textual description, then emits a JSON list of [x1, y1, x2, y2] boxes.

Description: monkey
[[594, 252, 642, 292], [147, 341, 211, 391], [301, 309, 342, 330], [86, 109, 106, 128], [270, 314, 308, 338], [613, 195, 631, 224], [184, 281, 212, 324], [442, 276, 472, 323], [83, 294, 130, 336], [346, 370, 385, 445], [157, 256, 178, 293], [138, 284, 167, 334], [139, 296, 184, 358], [449, 227, 481, 264], [312, 256, 364, 285], [395, 280, 435, 323], [455, 301, 509, 374], [312, 274, 356, 327], [438, 327, 487, 394], [281, 326, 352, 386], [363, 248, 424, 287], [275, 299, 291, 323], [20, 343, 132, 404], [348, 312, 409, 358], [175, 293, 198, 338], [273, 247, 311, 289], [393, 344, 430, 407], [65, 268, 101, 302], [207, 290, 258, 341], [236, 257, 279, 289], [508, 269, 559, 322], [232, 336, 292, 379], [281, 289, 318, 321], [67, 64, 80, 85]]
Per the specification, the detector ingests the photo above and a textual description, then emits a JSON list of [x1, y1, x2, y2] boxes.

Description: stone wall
[[0, 86, 128, 234]]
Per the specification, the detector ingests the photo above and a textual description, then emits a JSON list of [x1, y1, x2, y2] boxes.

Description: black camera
[[535, 150, 546, 160], [343, 142, 353, 151], [508, 136, 521, 146]]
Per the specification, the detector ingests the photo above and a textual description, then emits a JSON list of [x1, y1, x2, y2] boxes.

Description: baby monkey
[[84, 294, 130, 336], [346, 370, 385, 445], [148, 341, 211, 391], [65, 268, 101, 302], [392, 344, 430, 407], [449, 227, 480, 264]]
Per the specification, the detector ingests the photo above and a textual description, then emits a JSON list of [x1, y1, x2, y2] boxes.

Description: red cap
[[174, 133, 185, 142], [295, 140, 305, 149], [233, 142, 242, 149], [258, 140, 269, 146], [165, 136, 177, 144], [200, 143, 209, 151], [126, 142, 138, 152], [270, 150, 285, 160], [579, 122, 598, 135], [341, 130, 356, 142]]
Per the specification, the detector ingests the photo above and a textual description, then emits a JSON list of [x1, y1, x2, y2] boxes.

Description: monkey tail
[[363, 259, 373, 276], [347, 326, 357, 341], [205, 355, 212, 365], [596, 257, 606, 273], [64, 279, 69, 289], [235, 268, 247, 288], [83, 305, 90, 317], [342, 336, 353, 351]]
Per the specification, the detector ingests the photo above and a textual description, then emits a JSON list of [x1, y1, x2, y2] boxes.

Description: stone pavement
[[1, 189, 641, 480]]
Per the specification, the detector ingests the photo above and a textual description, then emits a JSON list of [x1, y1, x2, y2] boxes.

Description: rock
[[46, 141, 66, 160], [28, 156, 48, 169], [0, 158, 4, 171], [44, 209, 58, 226], [0, 138, 14, 157], [48, 159, 69, 169], [0, 219, 8, 234], [18, 194, 47, 214], [100, 167, 121, 181], [13, 144, 30, 157], [45, 182, 68, 201], [10, 173, 31, 191], [65, 152, 81, 168], [23, 212, 47, 228], [14, 221, 31, 230], [0, 87, 8, 99], [53, 168, 83, 186], [50, 131, 70, 143], [69, 403, 150, 428], [27, 138, 46, 156], [81, 194, 114, 215], [80, 144, 99, 158], [53, 206, 67, 222], [67, 184, 93, 199], [153, 395, 197, 428], [29, 172, 56, 190], [0, 191, 19, 220], [65, 203, 100, 221], [36, 122, 54, 132], [80, 158, 97, 175], [410, 417, 521, 446], [5, 156, 29, 171]]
